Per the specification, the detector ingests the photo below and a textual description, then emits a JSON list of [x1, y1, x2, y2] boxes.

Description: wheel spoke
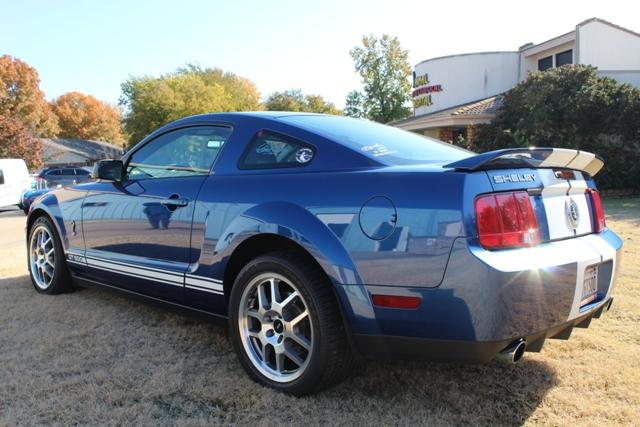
[[287, 331, 311, 351], [45, 258, 55, 268], [290, 310, 308, 327], [246, 309, 261, 320], [257, 284, 269, 312], [284, 348, 305, 367], [279, 291, 299, 310], [46, 248, 54, 256], [269, 278, 280, 305]]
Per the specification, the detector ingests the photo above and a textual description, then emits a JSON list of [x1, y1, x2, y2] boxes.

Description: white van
[[0, 159, 31, 209]]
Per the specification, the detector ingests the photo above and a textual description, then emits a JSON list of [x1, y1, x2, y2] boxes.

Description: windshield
[[279, 115, 473, 165]]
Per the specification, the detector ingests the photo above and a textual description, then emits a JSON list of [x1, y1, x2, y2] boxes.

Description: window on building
[[555, 49, 573, 67], [538, 56, 553, 71]]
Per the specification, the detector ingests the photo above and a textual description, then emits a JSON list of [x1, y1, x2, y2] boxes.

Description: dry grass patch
[[0, 200, 638, 426]]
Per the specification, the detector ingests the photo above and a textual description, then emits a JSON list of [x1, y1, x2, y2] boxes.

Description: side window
[[61, 168, 75, 176], [127, 126, 232, 180], [75, 169, 91, 176], [240, 130, 315, 169], [47, 170, 61, 176], [0, 169, 4, 185]]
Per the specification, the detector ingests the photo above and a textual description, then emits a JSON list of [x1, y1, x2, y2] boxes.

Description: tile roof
[[452, 96, 502, 116]]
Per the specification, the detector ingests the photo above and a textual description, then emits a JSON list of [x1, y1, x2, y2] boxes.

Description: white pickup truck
[[0, 159, 31, 209]]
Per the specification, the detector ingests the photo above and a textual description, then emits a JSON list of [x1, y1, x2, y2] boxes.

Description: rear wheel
[[28, 216, 73, 294], [229, 251, 354, 395]]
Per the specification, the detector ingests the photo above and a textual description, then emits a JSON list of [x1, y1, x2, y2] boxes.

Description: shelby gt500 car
[[26, 112, 622, 395]]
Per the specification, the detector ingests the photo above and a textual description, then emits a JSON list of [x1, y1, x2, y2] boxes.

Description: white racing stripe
[[537, 148, 604, 176], [539, 148, 579, 167], [185, 276, 223, 292], [67, 251, 224, 294], [567, 151, 596, 172], [88, 257, 184, 285]]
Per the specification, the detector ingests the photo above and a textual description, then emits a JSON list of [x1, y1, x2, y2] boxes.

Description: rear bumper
[[336, 229, 622, 361], [352, 297, 614, 362]]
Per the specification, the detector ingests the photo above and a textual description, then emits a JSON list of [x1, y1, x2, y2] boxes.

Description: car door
[[81, 125, 232, 301]]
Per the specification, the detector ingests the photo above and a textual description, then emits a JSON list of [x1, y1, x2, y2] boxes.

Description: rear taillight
[[475, 191, 540, 250], [586, 189, 605, 233]]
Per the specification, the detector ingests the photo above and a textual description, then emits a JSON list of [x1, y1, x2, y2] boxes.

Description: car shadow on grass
[[1, 275, 557, 426]]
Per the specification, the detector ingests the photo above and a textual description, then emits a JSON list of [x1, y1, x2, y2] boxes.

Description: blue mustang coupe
[[26, 112, 622, 395]]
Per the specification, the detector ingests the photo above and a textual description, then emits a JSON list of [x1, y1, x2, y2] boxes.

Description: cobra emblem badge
[[295, 148, 314, 164], [565, 197, 580, 230]]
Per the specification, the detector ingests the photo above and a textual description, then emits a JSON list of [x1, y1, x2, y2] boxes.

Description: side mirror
[[93, 160, 124, 181]]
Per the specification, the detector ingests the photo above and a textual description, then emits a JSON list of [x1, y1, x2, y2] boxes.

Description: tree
[[348, 35, 412, 123], [344, 90, 365, 118], [0, 115, 43, 169], [120, 65, 262, 146], [473, 65, 640, 190], [51, 92, 125, 147], [0, 55, 58, 137], [264, 89, 342, 115]]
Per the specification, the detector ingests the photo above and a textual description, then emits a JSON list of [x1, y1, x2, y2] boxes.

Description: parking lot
[[0, 200, 638, 426]]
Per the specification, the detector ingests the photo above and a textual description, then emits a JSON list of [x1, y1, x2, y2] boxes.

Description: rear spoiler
[[445, 148, 604, 176]]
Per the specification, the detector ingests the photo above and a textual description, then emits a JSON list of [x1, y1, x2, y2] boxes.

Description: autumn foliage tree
[[0, 114, 43, 169], [51, 92, 125, 147], [120, 64, 262, 146], [0, 55, 59, 169]]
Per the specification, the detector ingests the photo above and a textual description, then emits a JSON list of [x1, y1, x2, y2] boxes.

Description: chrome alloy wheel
[[29, 225, 56, 290], [238, 272, 314, 383]]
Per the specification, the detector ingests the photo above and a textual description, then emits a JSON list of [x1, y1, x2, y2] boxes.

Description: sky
[[2, 0, 639, 109]]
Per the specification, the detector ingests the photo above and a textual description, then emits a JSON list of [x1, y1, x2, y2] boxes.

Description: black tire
[[229, 251, 355, 395], [27, 216, 73, 294]]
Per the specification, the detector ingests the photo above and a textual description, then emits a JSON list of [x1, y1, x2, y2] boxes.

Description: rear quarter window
[[239, 130, 315, 169]]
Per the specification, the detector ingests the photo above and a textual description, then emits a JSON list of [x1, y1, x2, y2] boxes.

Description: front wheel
[[229, 252, 354, 395], [27, 216, 73, 294]]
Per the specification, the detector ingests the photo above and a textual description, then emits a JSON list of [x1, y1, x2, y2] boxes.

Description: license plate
[[581, 265, 599, 306]]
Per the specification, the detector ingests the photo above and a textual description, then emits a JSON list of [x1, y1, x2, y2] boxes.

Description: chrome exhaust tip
[[497, 339, 526, 364]]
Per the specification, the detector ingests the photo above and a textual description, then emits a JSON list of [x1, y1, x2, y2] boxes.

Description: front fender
[[215, 201, 362, 286], [27, 193, 69, 249]]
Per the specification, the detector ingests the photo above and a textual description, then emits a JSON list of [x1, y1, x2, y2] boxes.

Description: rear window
[[75, 169, 91, 175], [278, 115, 471, 166]]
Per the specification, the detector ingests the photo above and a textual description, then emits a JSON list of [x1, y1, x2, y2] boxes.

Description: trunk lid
[[447, 148, 603, 243]]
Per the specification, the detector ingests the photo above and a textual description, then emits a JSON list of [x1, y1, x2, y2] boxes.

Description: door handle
[[160, 195, 189, 209]]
